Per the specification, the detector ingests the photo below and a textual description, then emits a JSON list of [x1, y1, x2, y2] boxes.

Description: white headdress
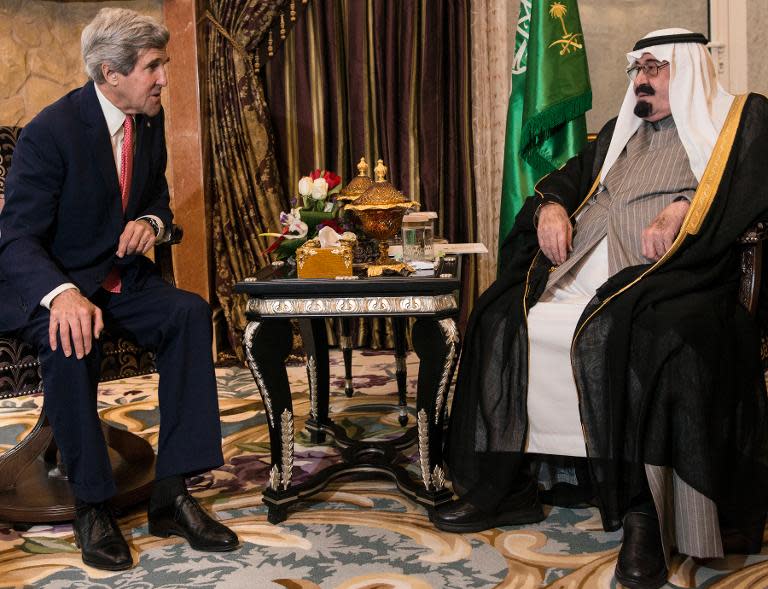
[[599, 28, 734, 183]]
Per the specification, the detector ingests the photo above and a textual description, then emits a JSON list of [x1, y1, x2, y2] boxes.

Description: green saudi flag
[[499, 0, 592, 250]]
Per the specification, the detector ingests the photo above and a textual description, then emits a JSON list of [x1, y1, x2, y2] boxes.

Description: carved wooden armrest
[[157, 223, 183, 245], [154, 224, 183, 286], [738, 221, 768, 317], [738, 221, 768, 245]]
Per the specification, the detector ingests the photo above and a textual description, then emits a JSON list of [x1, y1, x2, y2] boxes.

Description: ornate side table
[[234, 261, 461, 524]]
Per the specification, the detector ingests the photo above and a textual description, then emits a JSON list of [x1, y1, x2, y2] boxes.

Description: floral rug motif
[[1, 351, 767, 588]]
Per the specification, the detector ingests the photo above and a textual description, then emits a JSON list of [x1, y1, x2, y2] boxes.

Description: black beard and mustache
[[633, 83, 655, 118]]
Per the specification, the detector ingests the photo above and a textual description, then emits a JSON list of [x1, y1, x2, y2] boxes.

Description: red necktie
[[119, 115, 134, 211], [102, 115, 134, 293]]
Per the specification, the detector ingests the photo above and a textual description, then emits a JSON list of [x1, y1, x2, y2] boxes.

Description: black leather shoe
[[73, 503, 132, 571], [148, 492, 239, 552], [432, 480, 545, 533], [615, 511, 668, 589]]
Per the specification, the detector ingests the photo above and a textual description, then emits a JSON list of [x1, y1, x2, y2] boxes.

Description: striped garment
[[646, 464, 725, 562], [546, 115, 697, 291], [540, 117, 725, 559]]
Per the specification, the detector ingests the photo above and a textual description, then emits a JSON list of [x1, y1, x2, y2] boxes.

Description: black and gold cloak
[[446, 93, 768, 532]]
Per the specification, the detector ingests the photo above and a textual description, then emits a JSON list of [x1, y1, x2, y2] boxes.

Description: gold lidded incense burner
[[346, 159, 417, 265], [336, 157, 374, 205]]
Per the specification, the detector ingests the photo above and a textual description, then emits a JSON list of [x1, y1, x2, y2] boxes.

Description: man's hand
[[116, 220, 156, 258], [641, 199, 690, 261], [537, 203, 573, 265], [49, 289, 104, 359]]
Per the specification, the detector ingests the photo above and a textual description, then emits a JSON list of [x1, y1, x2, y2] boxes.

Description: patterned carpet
[[1, 350, 768, 588]]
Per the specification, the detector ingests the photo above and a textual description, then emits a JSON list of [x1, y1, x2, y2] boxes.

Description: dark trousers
[[19, 274, 224, 503]]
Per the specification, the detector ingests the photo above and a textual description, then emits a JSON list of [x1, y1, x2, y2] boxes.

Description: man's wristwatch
[[140, 216, 162, 239]]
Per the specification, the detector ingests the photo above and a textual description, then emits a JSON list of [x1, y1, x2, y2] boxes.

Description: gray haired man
[[0, 8, 238, 570]]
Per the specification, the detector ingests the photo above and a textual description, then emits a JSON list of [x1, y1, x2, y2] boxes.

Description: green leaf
[[275, 238, 306, 260], [299, 209, 337, 232]]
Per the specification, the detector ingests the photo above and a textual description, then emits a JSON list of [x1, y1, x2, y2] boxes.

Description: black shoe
[[432, 480, 545, 533], [148, 491, 239, 552], [73, 502, 132, 571], [615, 510, 668, 589]]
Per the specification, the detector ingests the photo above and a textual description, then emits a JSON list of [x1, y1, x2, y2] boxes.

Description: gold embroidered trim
[[682, 94, 747, 236], [571, 94, 748, 344], [524, 173, 602, 317]]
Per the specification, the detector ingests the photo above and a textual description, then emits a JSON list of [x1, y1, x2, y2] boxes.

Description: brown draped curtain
[[470, 0, 517, 291], [264, 0, 476, 347], [204, 0, 305, 359]]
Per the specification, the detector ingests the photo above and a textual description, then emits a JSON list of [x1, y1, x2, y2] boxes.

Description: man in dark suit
[[0, 8, 238, 570]]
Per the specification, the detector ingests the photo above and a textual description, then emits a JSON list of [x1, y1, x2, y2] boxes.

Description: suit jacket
[[0, 81, 173, 331]]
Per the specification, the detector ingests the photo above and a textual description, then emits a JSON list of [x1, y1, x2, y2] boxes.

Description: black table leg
[[411, 316, 460, 505], [299, 318, 330, 444], [243, 312, 459, 523], [242, 319, 295, 524], [393, 317, 409, 426], [340, 318, 355, 397]]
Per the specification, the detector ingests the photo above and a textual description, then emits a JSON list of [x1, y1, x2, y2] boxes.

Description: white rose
[[298, 176, 313, 197], [311, 177, 328, 199]]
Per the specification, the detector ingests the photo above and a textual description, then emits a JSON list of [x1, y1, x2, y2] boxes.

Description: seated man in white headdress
[[436, 29, 768, 589]]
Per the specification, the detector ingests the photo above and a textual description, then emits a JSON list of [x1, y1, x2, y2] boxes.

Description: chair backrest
[[0, 127, 22, 213], [0, 127, 39, 398]]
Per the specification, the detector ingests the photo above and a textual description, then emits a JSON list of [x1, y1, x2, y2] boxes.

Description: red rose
[[308, 169, 341, 191], [323, 171, 341, 190], [317, 219, 345, 234]]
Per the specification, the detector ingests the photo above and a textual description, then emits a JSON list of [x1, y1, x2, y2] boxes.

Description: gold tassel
[[280, 13, 286, 39], [268, 30, 274, 57], [290, 0, 296, 21]]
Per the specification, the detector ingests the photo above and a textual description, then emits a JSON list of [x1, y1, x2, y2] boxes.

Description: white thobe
[[525, 238, 608, 456], [524, 117, 696, 457]]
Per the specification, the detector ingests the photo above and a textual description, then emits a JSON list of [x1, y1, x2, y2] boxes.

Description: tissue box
[[296, 240, 354, 279]]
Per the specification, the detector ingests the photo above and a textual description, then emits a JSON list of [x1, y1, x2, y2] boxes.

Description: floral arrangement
[[261, 168, 347, 259], [298, 169, 342, 212], [260, 209, 308, 256]]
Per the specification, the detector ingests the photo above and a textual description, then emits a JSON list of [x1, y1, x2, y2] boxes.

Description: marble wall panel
[[747, 0, 768, 97], [0, 0, 162, 127]]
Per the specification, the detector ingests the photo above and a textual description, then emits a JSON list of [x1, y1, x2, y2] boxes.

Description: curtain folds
[[264, 0, 477, 343], [204, 0, 291, 358], [469, 0, 517, 290]]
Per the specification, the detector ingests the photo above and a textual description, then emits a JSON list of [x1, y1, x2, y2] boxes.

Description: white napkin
[[317, 226, 356, 248]]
